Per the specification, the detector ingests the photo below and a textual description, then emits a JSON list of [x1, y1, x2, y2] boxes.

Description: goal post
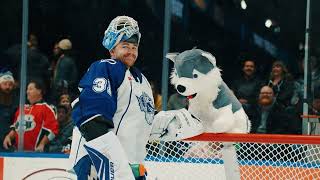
[[145, 133, 320, 180]]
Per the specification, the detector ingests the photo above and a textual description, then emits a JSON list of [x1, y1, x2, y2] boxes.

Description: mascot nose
[[177, 85, 186, 93]]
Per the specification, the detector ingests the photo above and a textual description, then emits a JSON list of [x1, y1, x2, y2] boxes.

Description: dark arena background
[[1, 0, 319, 88]]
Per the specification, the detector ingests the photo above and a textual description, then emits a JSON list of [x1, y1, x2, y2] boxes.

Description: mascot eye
[[193, 74, 198, 78]]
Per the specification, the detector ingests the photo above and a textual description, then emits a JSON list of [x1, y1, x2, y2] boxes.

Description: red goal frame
[[186, 133, 320, 144]]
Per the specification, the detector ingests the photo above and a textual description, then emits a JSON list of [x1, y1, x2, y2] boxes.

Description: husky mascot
[[150, 49, 250, 141]]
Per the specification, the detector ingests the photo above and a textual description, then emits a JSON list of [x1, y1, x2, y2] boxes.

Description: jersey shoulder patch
[[92, 77, 112, 95]]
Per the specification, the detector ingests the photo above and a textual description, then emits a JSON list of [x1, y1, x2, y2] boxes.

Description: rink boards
[[0, 153, 76, 180], [0, 153, 319, 180]]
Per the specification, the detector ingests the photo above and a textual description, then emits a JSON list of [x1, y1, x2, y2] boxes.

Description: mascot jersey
[[72, 59, 155, 164]]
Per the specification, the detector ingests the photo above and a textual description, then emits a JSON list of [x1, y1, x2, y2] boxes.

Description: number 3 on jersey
[[92, 78, 112, 96]]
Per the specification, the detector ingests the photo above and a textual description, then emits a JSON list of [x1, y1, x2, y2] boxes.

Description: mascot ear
[[166, 53, 179, 63], [201, 51, 216, 66]]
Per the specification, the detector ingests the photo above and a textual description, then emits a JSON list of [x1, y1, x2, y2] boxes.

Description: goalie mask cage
[[145, 133, 320, 180]]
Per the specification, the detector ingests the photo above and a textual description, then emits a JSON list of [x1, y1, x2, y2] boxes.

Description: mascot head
[[167, 49, 223, 102]]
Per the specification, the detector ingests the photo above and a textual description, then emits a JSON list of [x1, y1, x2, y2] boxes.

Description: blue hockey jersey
[[72, 59, 155, 163]]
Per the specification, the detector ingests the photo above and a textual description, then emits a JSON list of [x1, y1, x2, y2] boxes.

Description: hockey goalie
[[68, 15, 203, 180]]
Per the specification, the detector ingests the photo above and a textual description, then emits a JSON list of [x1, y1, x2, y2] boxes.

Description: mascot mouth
[[186, 93, 197, 99]]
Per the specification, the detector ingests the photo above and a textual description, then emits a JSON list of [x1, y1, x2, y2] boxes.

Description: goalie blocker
[[150, 108, 204, 141]]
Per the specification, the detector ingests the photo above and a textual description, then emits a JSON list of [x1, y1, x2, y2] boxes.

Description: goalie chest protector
[[72, 59, 155, 164]]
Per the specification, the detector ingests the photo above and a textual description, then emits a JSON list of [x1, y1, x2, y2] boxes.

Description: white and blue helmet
[[102, 16, 141, 50]]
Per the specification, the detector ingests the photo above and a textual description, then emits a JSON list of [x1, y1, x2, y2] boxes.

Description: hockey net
[[145, 133, 320, 180]]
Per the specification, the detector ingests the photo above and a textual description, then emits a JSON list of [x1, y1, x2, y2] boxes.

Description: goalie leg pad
[[84, 145, 114, 179], [73, 155, 92, 180], [68, 128, 89, 173], [84, 131, 135, 180]]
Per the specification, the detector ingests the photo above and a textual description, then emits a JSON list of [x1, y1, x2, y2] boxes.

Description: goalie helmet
[[102, 16, 141, 50]]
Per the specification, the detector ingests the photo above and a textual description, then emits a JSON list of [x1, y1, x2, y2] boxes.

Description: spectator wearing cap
[[0, 71, 19, 152], [52, 38, 78, 97], [0, 71, 15, 94]]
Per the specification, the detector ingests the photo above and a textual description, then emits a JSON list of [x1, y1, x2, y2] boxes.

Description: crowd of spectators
[[230, 57, 320, 135], [0, 34, 76, 153]]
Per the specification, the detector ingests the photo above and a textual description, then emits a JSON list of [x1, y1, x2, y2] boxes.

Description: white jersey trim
[[80, 114, 102, 127]]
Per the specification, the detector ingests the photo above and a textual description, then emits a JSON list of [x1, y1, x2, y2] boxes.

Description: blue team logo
[[136, 92, 155, 125]]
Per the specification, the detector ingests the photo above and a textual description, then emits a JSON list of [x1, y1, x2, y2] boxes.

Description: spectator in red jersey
[[3, 79, 58, 152]]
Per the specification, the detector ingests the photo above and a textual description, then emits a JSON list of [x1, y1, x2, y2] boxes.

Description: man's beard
[[1, 89, 12, 94], [259, 97, 273, 106]]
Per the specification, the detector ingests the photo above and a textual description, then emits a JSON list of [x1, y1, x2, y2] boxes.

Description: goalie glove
[[149, 108, 203, 141]]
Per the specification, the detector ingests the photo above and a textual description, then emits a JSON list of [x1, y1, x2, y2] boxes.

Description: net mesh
[[145, 135, 320, 180]]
